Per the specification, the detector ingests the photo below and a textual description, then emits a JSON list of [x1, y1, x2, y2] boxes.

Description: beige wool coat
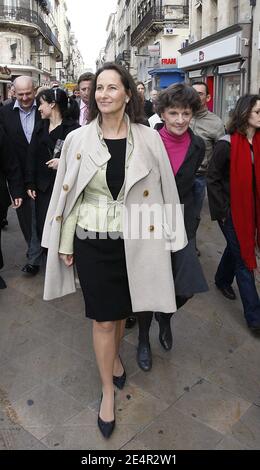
[[42, 117, 187, 312]]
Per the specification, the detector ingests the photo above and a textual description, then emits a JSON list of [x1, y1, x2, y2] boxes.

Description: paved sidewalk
[[0, 205, 260, 450]]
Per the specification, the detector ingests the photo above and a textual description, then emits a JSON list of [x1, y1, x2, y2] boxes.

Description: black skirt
[[74, 231, 133, 322]]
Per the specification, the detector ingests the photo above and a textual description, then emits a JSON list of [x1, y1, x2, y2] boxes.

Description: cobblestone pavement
[[0, 204, 260, 450]]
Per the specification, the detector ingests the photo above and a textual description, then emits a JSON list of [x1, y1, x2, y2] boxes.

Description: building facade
[[250, 0, 260, 95], [0, 0, 84, 98], [68, 32, 85, 82], [114, 0, 133, 75], [0, 0, 62, 95], [179, 0, 259, 123], [105, 13, 117, 63], [101, 1, 189, 91], [130, 0, 189, 91]]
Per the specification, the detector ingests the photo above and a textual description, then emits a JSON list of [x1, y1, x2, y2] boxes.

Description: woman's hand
[[46, 158, 59, 170], [27, 189, 36, 199], [12, 198, 23, 208], [59, 254, 74, 267]]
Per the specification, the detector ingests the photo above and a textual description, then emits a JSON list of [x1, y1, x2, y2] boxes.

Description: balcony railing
[[0, 6, 62, 53], [131, 6, 164, 46]]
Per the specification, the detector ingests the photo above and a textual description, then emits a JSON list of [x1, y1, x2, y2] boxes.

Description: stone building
[[114, 0, 133, 75], [130, 0, 189, 91], [105, 13, 117, 63], [0, 0, 62, 95], [102, 0, 189, 92], [179, 0, 260, 123], [0, 0, 84, 98]]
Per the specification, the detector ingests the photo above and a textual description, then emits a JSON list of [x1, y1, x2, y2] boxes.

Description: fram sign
[[161, 58, 177, 65]]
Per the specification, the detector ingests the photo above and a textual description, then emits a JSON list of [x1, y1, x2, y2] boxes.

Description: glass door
[[221, 74, 241, 125]]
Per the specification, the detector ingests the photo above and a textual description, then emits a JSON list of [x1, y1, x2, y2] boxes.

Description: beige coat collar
[[73, 117, 152, 203]]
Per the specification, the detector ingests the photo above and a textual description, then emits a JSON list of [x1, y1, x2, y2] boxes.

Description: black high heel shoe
[[98, 393, 115, 439], [113, 357, 126, 389]]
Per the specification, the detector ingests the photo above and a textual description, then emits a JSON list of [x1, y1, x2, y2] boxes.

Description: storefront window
[[221, 74, 240, 124]]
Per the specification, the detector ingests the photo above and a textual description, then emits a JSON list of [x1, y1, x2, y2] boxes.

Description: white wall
[[0, 32, 31, 66]]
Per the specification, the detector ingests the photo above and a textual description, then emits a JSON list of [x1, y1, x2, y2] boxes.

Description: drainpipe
[[248, 0, 256, 93]]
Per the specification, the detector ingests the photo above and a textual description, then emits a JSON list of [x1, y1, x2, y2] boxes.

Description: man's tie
[[83, 105, 89, 125]]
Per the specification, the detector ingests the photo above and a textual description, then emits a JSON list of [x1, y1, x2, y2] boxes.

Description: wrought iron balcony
[[131, 3, 189, 47], [0, 5, 62, 54], [131, 6, 164, 47]]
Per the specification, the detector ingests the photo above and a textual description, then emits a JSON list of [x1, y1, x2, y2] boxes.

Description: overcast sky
[[65, 0, 117, 71]]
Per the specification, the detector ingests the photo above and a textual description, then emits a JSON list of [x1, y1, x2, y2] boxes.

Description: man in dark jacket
[[191, 82, 225, 255], [0, 76, 42, 275], [0, 126, 23, 288]]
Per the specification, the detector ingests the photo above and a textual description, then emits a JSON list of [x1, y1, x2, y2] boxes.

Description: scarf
[[230, 131, 260, 270], [159, 126, 191, 175]]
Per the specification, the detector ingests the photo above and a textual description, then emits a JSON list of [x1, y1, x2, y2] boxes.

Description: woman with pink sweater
[[137, 83, 208, 371]]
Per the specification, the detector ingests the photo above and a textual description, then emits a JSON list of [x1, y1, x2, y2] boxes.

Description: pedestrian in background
[[26, 88, 79, 241], [72, 86, 80, 100], [3, 84, 16, 106], [0, 76, 43, 276], [77, 72, 95, 125], [136, 81, 153, 119], [0, 126, 23, 288], [190, 81, 225, 255], [42, 62, 186, 439], [207, 94, 260, 335], [136, 83, 208, 371]]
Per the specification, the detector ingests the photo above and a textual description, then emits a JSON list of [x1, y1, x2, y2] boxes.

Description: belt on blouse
[[84, 190, 124, 231]]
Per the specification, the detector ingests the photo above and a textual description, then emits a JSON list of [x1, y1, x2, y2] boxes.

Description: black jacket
[[25, 118, 80, 192], [144, 99, 154, 119], [0, 102, 41, 195], [156, 124, 205, 239], [0, 125, 23, 209], [207, 139, 231, 221]]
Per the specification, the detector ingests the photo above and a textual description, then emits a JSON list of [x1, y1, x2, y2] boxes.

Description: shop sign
[[179, 34, 241, 68], [189, 69, 202, 78], [161, 58, 177, 65], [218, 62, 241, 74], [148, 45, 160, 57], [0, 66, 12, 79]]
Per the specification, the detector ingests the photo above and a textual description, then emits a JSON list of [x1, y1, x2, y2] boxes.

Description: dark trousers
[[0, 205, 7, 269], [137, 297, 191, 342], [16, 197, 43, 266], [192, 175, 207, 230], [0, 228, 3, 269], [35, 186, 53, 240], [215, 214, 260, 327]]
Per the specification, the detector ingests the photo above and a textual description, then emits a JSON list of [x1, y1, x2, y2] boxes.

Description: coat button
[[55, 215, 63, 222], [149, 225, 155, 232], [143, 190, 149, 197], [76, 153, 81, 160], [63, 184, 69, 191]]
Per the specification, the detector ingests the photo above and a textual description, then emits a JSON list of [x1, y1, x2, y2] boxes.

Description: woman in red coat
[[207, 94, 260, 335]]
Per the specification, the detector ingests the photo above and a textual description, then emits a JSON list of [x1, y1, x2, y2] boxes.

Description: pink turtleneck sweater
[[159, 125, 191, 175]]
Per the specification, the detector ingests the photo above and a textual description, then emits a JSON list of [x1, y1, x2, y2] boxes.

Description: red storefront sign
[[161, 58, 177, 65]]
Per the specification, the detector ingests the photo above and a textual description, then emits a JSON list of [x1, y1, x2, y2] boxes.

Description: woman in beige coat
[[42, 63, 186, 438]]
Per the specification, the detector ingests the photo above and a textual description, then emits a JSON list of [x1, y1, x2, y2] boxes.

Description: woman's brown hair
[[156, 83, 201, 116], [88, 62, 145, 124], [226, 94, 260, 135]]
